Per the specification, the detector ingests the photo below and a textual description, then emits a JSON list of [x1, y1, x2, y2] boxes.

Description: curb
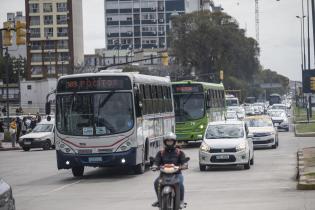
[[297, 150, 315, 190], [294, 125, 315, 137], [0, 147, 21, 151]]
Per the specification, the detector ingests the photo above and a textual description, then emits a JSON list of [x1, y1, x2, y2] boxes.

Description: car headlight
[[57, 141, 75, 154], [236, 142, 247, 152], [116, 138, 135, 152], [200, 142, 210, 152], [0, 189, 11, 207], [283, 118, 288, 123]]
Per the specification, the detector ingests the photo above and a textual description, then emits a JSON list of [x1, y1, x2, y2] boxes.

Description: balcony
[[120, 9, 132, 13], [107, 32, 119, 38], [142, 20, 157, 24], [120, 20, 133, 25], [107, 21, 119, 26], [106, 9, 119, 14]]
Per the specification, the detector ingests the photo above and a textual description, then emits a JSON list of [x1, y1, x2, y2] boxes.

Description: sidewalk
[[297, 147, 315, 190], [0, 142, 21, 151]]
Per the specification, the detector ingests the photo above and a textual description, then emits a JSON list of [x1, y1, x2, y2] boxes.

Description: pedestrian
[[9, 119, 17, 148], [36, 112, 41, 123], [30, 117, 37, 130], [16, 117, 22, 142], [0, 121, 4, 148], [21, 117, 27, 135]]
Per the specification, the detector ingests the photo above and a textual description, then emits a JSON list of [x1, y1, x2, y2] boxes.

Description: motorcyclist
[[152, 132, 187, 208]]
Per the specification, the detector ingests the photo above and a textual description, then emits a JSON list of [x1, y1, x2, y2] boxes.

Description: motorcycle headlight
[[57, 141, 75, 154], [200, 142, 210, 152], [236, 142, 247, 152], [116, 138, 135, 152]]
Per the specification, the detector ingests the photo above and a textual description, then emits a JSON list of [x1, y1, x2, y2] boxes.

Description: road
[[1, 131, 315, 210]]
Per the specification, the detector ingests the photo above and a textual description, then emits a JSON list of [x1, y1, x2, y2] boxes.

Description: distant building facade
[[25, 0, 84, 79]]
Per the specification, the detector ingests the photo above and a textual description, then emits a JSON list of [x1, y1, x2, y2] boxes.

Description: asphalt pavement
[[1, 131, 315, 210]]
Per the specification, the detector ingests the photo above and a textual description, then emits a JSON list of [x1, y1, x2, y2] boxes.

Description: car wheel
[[199, 164, 207, 171], [250, 156, 254, 165], [42, 140, 51, 150], [72, 166, 84, 177], [244, 159, 251, 170], [22, 147, 30, 151]]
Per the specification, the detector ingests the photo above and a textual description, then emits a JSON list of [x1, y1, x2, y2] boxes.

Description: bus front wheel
[[72, 166, 84, 177]]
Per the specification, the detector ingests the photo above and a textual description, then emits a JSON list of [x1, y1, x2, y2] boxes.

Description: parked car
[[245, 115, 279, 149], [19, 119, 55, 151], [199, 121, 254, 171], [0, 178, 15, 210], [268, 109, 289, 131]]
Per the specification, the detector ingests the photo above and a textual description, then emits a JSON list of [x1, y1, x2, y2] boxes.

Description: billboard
[[302, 70, 315, 93]]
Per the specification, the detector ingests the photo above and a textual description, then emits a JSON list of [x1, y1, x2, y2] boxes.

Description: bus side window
[[162, 86, 167, 112], [206, 90, 211, 108], [145, 85, 152, 114], [140, 84, 145, 114], [167, 86, 173, 112], [157, 86, 163, 113], [210, 90, 214, 108], [214, 90, 218, 108], [134, 85, 142, 117]]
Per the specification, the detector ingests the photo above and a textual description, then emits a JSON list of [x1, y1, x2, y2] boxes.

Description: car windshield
[[206, 124, 244, 139], [245, 119, 273, 127], [174, 93, 205, 122], [32, 124, 53, 132], [269, 111, 286, 118], [56, 92, 134, 136], [271, 105, 286, 110], [226, 112, 237, 119], [226, 98, 238, 106]]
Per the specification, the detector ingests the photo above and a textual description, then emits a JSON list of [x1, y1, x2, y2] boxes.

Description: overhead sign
[[302, 70, 315, 93]]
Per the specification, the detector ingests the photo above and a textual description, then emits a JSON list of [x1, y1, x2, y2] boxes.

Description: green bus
[[172, 81, 226, 142]]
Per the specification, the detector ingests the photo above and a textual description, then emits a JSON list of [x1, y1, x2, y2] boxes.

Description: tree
[[170, 11, 260, 82]]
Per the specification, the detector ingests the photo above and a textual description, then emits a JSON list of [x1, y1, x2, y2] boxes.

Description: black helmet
[[163, 132, 177, 150]]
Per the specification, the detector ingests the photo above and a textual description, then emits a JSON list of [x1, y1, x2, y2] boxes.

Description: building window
[[57, 15, 67, 24], [44, 40, 55, 49], [30, 16, 40, 26], [30, 28, 40, 38], [59, 52, 69, 61], [27, 85, 32, 90], [44, 28, 53, 37], [43, 3, 53, 12], [30, 41, 41, 50], [57, 27, 68, 37], [31, 66, 42, 75], [44, 15, 53, 25], [44, 52, 55, 62], [57, 3, 68, 12], [29, 3, 39, 13], [142, 13, 156, 20], [31, 54, 42, 62], [28, 101, 32, 105], [57, 40, 68, 49]]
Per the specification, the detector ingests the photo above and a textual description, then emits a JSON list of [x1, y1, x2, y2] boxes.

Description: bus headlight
[[116, 139, 134, 152], [58, 142, 75, 154], [199, 124, 204, 130]]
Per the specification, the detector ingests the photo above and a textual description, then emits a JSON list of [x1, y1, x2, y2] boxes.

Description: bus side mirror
[[45, 102, 51, 115]]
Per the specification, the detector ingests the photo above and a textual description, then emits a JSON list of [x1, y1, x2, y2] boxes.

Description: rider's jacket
[[154, 147, 186, 174]]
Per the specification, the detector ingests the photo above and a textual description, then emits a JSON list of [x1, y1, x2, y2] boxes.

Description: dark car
[[0, 178, 15, 210]]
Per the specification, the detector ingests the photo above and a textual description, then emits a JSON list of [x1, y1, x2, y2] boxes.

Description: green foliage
[[0, 55, 26, 83], [170, 11, 260, 82]]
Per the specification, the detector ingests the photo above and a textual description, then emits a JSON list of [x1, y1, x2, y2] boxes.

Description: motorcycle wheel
[[161, 193, 174, 210]]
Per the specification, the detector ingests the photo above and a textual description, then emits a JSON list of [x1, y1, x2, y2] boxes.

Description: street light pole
[[302, 0, 307, 70], [297, 16, 306, 71], [307, 0, 311, 71]]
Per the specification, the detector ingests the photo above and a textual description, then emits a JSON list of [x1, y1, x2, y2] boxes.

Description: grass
[[305, 172, 315, 177], [296, 123, 315, 133], [294, 106, 314, 122]]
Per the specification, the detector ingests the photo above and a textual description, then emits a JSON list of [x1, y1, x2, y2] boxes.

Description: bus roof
[[270, 93, 281, 97], [172, 80, 224, 90], [58, 72, 171, 85]]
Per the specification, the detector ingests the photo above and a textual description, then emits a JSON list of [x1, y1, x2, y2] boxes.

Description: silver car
[[199, 121, 254, 171], [0, 178, 15, 210]]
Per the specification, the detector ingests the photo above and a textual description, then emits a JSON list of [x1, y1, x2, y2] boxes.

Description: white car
[[19, 119, 55, 151], [227, 106, 245, 119], [244, 105, 255, 116], [199, 121, 254, 171], [225, 110, 238, 121], [269, 104, 288, 116], [268, 109, 289, 131], [245, 116, 279, 149]]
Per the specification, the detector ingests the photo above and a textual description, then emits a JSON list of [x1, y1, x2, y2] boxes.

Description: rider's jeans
[[154, 174, 184, 201]]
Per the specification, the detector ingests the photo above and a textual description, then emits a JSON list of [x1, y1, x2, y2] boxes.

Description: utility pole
[[312, 0, 315, 65], [5, 48, 10, 128], [307, 0, 311, 71]]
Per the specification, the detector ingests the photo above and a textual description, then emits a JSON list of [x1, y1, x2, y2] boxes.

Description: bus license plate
[[88, 157, 102, 162], [216, 155, 229, 160]]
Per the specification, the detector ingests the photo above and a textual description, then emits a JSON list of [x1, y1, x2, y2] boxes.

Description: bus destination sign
[[173, 84, 203, 93], [57, 76, 132, 92]]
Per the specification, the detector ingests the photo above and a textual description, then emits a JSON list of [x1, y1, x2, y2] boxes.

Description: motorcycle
[[151, 157, 190, 210]]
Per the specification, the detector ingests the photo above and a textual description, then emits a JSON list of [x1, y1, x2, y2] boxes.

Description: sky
[[0, 0, 311, 81]]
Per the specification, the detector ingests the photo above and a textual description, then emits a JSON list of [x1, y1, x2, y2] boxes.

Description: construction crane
[[255, 0, 259, 43]]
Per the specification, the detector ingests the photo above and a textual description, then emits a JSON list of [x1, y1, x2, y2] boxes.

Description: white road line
[[40, 180, 82, 196]]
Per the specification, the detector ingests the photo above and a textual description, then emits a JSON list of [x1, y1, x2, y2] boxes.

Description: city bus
[[269, 93, 282, 106], [172, 81, 225, 142], [53, 72, 174, 177]]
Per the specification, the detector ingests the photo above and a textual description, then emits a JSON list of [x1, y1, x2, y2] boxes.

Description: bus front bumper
[[56, 148, 137, 169]]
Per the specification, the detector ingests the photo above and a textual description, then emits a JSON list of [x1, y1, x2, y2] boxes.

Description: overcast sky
[[0, 0, 311, 81]]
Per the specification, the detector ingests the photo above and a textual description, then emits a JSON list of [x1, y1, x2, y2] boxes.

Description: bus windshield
[[56, 92, 134, 136], [174, 94, 205, 122], [226, 98, 239, 106]]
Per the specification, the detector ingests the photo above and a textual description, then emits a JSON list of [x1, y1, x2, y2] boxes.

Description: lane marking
[[40, 180, 82, 196]]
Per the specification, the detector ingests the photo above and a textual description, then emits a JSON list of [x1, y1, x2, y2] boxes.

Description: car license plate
[[24, 141, 31, 145], [275, 123, 279, 126], [216, 155, 229, 160], [88, 157, 102, 162]]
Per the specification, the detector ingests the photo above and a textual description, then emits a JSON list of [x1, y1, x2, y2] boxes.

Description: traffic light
[[161, 52, 169, 66], [15, 21, 26, 45], [310, 77, 315, 91], [220, 70, 224, 81], [2, 21, 12, 46]]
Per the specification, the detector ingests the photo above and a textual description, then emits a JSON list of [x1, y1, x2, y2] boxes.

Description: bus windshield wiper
[[183, 93, 194, 105]]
